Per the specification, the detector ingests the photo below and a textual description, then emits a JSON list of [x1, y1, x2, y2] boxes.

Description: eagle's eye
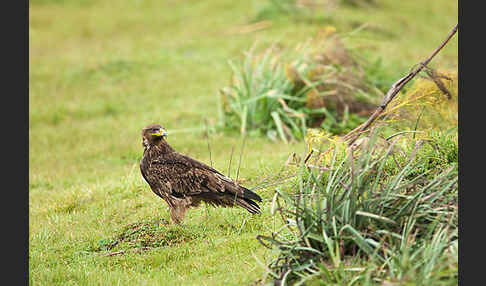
[[148, 127, 168, 137]]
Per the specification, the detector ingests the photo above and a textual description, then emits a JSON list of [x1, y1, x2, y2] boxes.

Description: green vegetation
[[259, 129, 457, 285], [255, 0, 378, 22], [218, 30, 388, 141], [29, 0, 457, 285]]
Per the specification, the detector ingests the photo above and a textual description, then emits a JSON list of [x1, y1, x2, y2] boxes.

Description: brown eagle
[[140, 123, 262, 224]]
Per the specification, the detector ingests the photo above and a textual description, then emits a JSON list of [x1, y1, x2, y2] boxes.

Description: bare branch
[[424, 67, 453, 100], [343, 24, 458, 145]]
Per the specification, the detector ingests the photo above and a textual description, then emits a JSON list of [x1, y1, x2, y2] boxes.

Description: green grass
[[258, 128, 458, 285], [218, 34, 386, 141], [29, 0, 457, 285]]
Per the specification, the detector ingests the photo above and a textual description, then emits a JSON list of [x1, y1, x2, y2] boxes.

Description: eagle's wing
[[147, 152, 262, 213]]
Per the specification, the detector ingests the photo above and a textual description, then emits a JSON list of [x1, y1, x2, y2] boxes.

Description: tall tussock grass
[[218, 29, 388, 142], [258, 128, 457, 285]]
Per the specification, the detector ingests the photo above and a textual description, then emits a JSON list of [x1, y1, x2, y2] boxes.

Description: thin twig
[[224, 20, 272, 35], [303, 149, 314, 165], [343, 24, 458, 145], [306, 164, 331, 171], [100, 250, 125, 257], [99, 247, 151, 257], [424, 67, 453, 100], [227, 145, 234, 178], [236, 134, 247, 183], [413, 106, 426, 140], [250, 174, 298, 191], [204, 119, 213, 168]]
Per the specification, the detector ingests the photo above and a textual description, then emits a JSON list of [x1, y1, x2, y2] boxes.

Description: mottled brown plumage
[[140, 123, 262, 224]]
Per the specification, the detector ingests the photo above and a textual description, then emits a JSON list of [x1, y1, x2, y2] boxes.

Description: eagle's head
[[141, 123, 168, 148]]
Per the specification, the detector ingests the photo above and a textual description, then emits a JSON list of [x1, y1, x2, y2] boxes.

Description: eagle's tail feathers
[[240, 186, 262, 202], [235, 197, 261, 214]]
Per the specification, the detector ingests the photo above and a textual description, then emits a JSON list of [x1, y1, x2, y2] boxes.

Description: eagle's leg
[[169, 203, 188, 225], [203, 204, 210, 221]]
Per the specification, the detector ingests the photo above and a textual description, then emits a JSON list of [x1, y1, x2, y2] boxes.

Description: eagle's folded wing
[[147, 152, 261, 213]]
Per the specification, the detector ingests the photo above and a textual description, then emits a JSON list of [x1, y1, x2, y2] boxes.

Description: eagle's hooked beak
[[151, 128, 168, 137], [162, 129, 168, 137]]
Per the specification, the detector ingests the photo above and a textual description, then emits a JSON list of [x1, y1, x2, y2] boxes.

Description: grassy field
[[29, 0, 457, 285]]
